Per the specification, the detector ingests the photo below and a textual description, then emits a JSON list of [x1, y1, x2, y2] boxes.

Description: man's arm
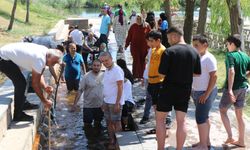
[[49, 66, 58, 83], [73, 88, 84, 107], [199, 71, 217, 104], [81, 63, 86, 74], [228, 67, 236, 102], [114, 80, 123, 112], [32, 69, 52, 108]]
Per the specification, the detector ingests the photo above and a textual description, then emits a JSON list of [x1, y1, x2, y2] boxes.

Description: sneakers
[[13, 112, 34, 122], [139, 117, 149, 124], [166, 117, 172, 129], [23, 101, 39, 110]]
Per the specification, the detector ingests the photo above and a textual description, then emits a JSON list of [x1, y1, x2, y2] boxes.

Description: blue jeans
[[143, 89, 152, 119], [191, 87, 217, 124]]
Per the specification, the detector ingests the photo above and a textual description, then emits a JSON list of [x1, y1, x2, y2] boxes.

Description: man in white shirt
[[69, 25, 84, 53], [99, 52, 124, 148], [0, 42, 63, 121], [191, 35, 217, 150]]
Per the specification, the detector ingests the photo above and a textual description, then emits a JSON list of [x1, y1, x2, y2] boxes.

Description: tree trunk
[[197, 0, 209, 34], [25, 0, 30, 23], [226, 0, 244, 49], [183, 0, 195, 44], [8, 0, 18, 30], [164, 0, 172, 27]]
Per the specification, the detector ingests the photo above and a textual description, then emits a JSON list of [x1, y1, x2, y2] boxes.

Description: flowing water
[[48, 83, 110, 150]]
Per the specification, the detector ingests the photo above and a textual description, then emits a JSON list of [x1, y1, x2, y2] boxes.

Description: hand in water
[[45, 86, 53, 94], [44, 99, 52, 111]]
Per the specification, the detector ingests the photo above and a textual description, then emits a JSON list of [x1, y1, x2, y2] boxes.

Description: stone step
[[0, 93, 42, 150], [0, 70, 51, 149], [0, 80, 15, 142]]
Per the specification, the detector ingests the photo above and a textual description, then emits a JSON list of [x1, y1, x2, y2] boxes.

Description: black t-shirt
[[159, 44, 201, 88]]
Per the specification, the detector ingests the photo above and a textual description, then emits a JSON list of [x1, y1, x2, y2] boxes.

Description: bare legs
[[220, 107, 245, 147], [156, 111, 186, 150]]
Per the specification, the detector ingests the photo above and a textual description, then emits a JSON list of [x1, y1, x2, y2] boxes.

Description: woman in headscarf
[[113, 4, 128, 53], [125, 15, 151, 81]]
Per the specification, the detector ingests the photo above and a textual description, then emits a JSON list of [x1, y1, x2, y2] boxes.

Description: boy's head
[[166, 26, 183, 46], [147, 30, 162, 48], [192, 34, 208, 54], [226, 34, 241, 51]]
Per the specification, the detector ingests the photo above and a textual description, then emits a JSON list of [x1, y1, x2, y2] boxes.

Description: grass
[[0, 0, 67, 46], [0, 0, 70, 84]]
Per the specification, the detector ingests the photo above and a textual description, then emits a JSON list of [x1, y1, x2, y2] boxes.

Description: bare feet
[[231, 141, 245, 147], [224, 138, 236, 144]]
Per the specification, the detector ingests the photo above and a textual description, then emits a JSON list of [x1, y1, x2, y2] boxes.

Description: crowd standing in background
[[1, 3, 250, 150]]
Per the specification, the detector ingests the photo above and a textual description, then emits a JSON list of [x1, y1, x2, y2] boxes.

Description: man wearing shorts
[[192, 35, 218, 150], [156, 27, 201, 150], [99, 52, 124, 148], [219, 35, 250, 148]]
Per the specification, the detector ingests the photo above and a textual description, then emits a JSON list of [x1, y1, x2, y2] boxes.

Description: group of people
[[0, 3, 249, 150]]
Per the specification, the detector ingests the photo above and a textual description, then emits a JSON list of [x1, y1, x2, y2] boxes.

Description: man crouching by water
[[73, 59, 104, 128], [99, 52, 124, 149], [0, 42, 63, 122]]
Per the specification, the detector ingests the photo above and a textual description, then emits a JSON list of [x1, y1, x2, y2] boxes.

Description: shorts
[[122, 101, 135, 117], [191, 87, 217, 124], [83, 107, 104, 124], [103, 103, 122, 121], [157, 86, 191, 113], [219, 88, 247, 109], [147, 83, 161, 105]]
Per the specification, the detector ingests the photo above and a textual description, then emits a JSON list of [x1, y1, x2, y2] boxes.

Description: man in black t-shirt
[[155, 27, 201, 150]]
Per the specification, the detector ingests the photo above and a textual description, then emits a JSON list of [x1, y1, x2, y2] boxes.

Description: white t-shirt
[[103, 64, 124, 105], [143, 48, 152, 79], [0, 42, 48, 74], [70, 29, 83, 45], [192, 51, 217, 91], [123, 79, 135, 104]]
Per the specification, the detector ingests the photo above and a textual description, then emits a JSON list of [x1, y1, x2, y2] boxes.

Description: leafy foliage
[[209, 0, 230, 34]]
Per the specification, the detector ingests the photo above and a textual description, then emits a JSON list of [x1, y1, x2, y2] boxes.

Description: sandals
[[231, 141, 246, 148]]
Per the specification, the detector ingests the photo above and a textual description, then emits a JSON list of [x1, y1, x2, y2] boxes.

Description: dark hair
[[166, 26, 183, 36], [116, 59, 134, 84], [148, 30, 162, 40], [146, 11, 156, 29], [56, 44, 65, 53], [160, 13, 167, 21], [93, 59, 102, 64], [226, 34, 241, 48], [192, 34, 208, 44], [117, 4, 122, 9]]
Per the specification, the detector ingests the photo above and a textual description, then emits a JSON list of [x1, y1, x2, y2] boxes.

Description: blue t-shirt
[[100, 15, 111, 35], [63, 53, 84, 80], [161, 20, 168, 31]]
